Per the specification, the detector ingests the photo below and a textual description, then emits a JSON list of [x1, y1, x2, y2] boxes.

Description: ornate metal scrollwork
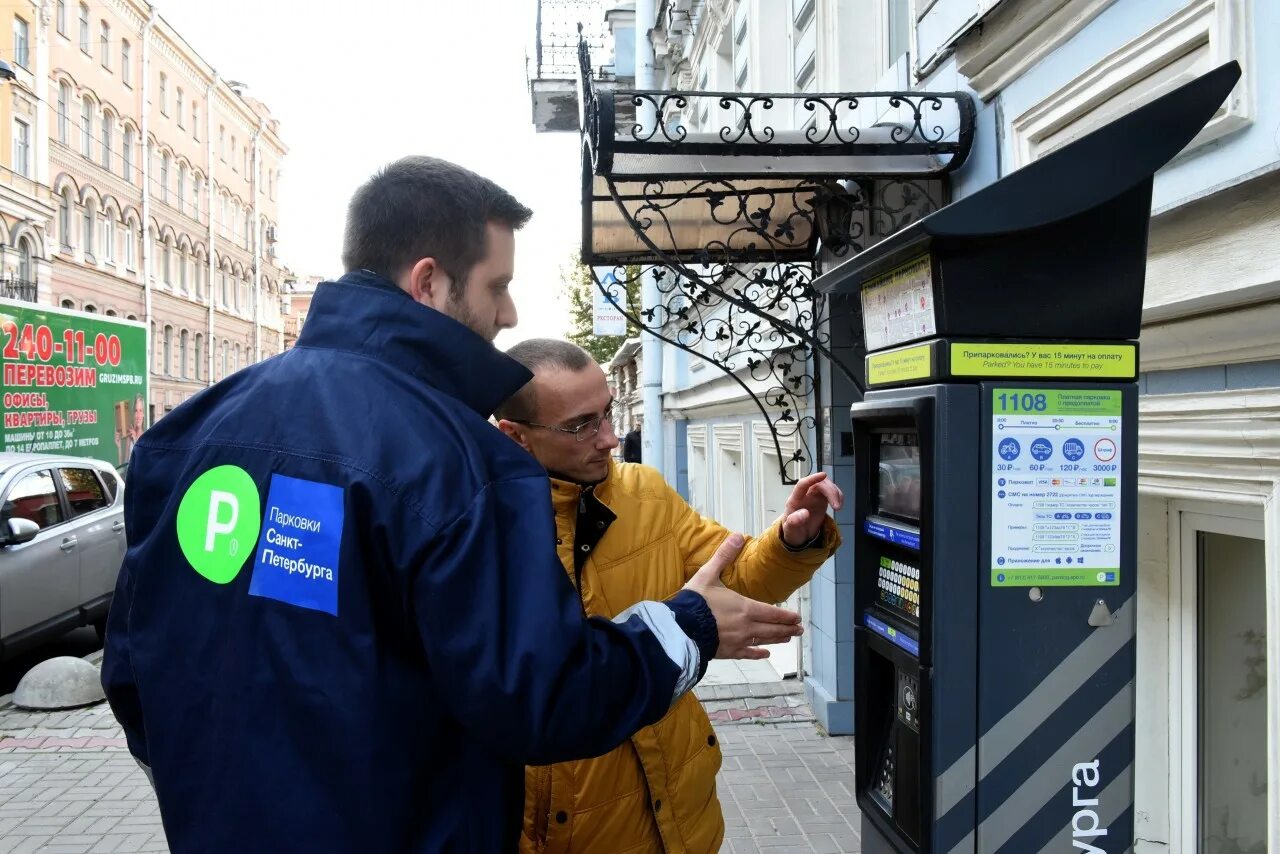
[[590, 175, 944, 483], [576, 39, 964, 483]]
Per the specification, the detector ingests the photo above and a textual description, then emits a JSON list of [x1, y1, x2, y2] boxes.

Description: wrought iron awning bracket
[[576, 39, 975, 482]]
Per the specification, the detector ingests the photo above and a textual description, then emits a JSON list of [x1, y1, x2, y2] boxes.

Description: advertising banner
[[1, 299, 148, 466]]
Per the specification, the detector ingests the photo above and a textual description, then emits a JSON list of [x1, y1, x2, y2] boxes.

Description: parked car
[[0, 453, 126, 658]]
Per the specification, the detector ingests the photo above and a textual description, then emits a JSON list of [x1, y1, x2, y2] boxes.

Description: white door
[[1171, 508, 1271, 854]]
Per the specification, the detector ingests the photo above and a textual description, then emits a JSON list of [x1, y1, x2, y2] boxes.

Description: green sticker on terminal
[[176, 465, 261, 584]]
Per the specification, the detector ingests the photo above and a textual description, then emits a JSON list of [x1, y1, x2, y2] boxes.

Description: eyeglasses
[[513, 402, 615, 443]]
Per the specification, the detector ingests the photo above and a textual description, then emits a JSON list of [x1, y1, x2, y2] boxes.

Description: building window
[[58, 191, 71, 249], [180, 329, 189, 378], [162, 241, 171, 285], [192, 174, 201, 218], [80, 97, 92, 158], [13, 16, 29, 69], [122, 125, 134, 183], [179, 250, 188, 292], [733, 3, 749, 90], [57, 81, 70, 144], [96, 214, 108, 259], [100, 111, 113, 171], [61, 298, 75, 309], [218, 126, 225, 160], [244, 147, 250, 176], [78, 2, 88, 53], [887, 0, 910, 70], [162, 326, 172, 375], [83, 304, 96, 313], [220, 340, 227, 378], [100, 21, 109, 69], [56, 0, 66, 36], [159, 73, 168, 115], [194, 334, 203, 380], [177, 164, 186, 214], [103, 217, 115, 263], [177, 88, 184, 128], [244, 211, 252, 248], [11, 119, 29, 177], [221, 271, 228, 306], [230, 135, 237, 170], [121, 39, 131, 86], [160, 153, 169, 203], [125, 223, 136, 269], [17, 238, 32, 282], [82, 204, 94, 258]]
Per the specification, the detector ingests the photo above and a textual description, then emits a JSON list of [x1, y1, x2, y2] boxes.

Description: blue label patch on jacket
[[248, 474, 344, 615]]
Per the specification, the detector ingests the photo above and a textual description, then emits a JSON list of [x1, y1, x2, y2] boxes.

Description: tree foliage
[[561, 255, 642, 364]]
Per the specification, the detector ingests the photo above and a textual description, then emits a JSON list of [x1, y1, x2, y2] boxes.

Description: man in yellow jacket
[[496, 339, 842, 854]]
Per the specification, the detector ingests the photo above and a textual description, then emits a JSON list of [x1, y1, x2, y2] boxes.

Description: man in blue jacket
[[101, 156, 803, 852]]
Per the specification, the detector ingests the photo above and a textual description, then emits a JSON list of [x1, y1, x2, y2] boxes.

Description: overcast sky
[[158, 0, 580, 347]]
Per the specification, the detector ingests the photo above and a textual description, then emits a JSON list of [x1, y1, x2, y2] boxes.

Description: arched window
[[192, 173, 201, 218], [162, 240, 172, 285], [125, 221, 136, 269], [16, 238, 32, 282], [221, 271, 229, 306], [177, 164, 186, 214], [233, 344, 240, 372], [82, 200, 95, 258], [84, 304, 96, 313], [179, 329, 189, 378], [105, 309, 117, 317], [58, 189, 72, 249], [160, 153, 170, 203], [61, 298, 75, 309], [57, 81, 70, 144], [80, 96, 93, 158], [100, 111, 113, 170], [179, 248, 188, 292], [162, 325, 172, 375], [122, 126, 134, 182], [220, 340, 227, 378], [194, 334, 203, 380]]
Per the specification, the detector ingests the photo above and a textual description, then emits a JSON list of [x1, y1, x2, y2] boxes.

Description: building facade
[[555, 1, 1276, 848], [2, 0, 288, 424]]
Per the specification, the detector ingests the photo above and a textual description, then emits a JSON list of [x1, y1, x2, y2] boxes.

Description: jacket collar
[[295, 270, 532, 418], [549, 458, 618, 514]]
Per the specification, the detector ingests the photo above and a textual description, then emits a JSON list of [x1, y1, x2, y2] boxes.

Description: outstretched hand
[[684, 533, 803, 659], [780, 472, 843, 548]]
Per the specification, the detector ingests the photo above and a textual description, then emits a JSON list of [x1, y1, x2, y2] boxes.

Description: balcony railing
[[0, 278, 37, 302]]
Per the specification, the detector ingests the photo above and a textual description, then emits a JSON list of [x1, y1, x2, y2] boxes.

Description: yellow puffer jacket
[[521, 460, 840, 854]]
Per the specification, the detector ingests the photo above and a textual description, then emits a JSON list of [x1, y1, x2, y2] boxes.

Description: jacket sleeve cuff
[[777, 516, 841, 554], [664, 589, 718, 681]]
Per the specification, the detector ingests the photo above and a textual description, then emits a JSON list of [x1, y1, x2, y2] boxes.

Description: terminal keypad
[[877, 556, 920, 618]]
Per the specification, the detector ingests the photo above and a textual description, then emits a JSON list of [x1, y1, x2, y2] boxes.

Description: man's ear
[[404, 257, 451, 311], [496, 419, 533, 452]]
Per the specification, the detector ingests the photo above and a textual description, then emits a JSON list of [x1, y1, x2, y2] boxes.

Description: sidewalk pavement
[[0, 656, 859, 853]]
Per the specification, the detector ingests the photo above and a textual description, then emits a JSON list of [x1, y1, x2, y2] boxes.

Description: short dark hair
[[341, 156, 532, 291], [495, 339, 595, 422]]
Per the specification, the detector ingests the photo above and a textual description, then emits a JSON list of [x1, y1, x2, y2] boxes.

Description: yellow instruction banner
[[867, 344, 933, 385], [950, 343, 1135, 378]]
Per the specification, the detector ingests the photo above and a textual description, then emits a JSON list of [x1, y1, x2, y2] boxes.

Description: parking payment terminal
[[813, 64, 1240, 853]]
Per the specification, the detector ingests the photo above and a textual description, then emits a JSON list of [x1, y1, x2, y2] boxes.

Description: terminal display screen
[[877, 433, 921, 522]]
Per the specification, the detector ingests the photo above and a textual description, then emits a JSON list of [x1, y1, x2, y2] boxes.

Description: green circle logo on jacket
[[176, 464, 261, 584]]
